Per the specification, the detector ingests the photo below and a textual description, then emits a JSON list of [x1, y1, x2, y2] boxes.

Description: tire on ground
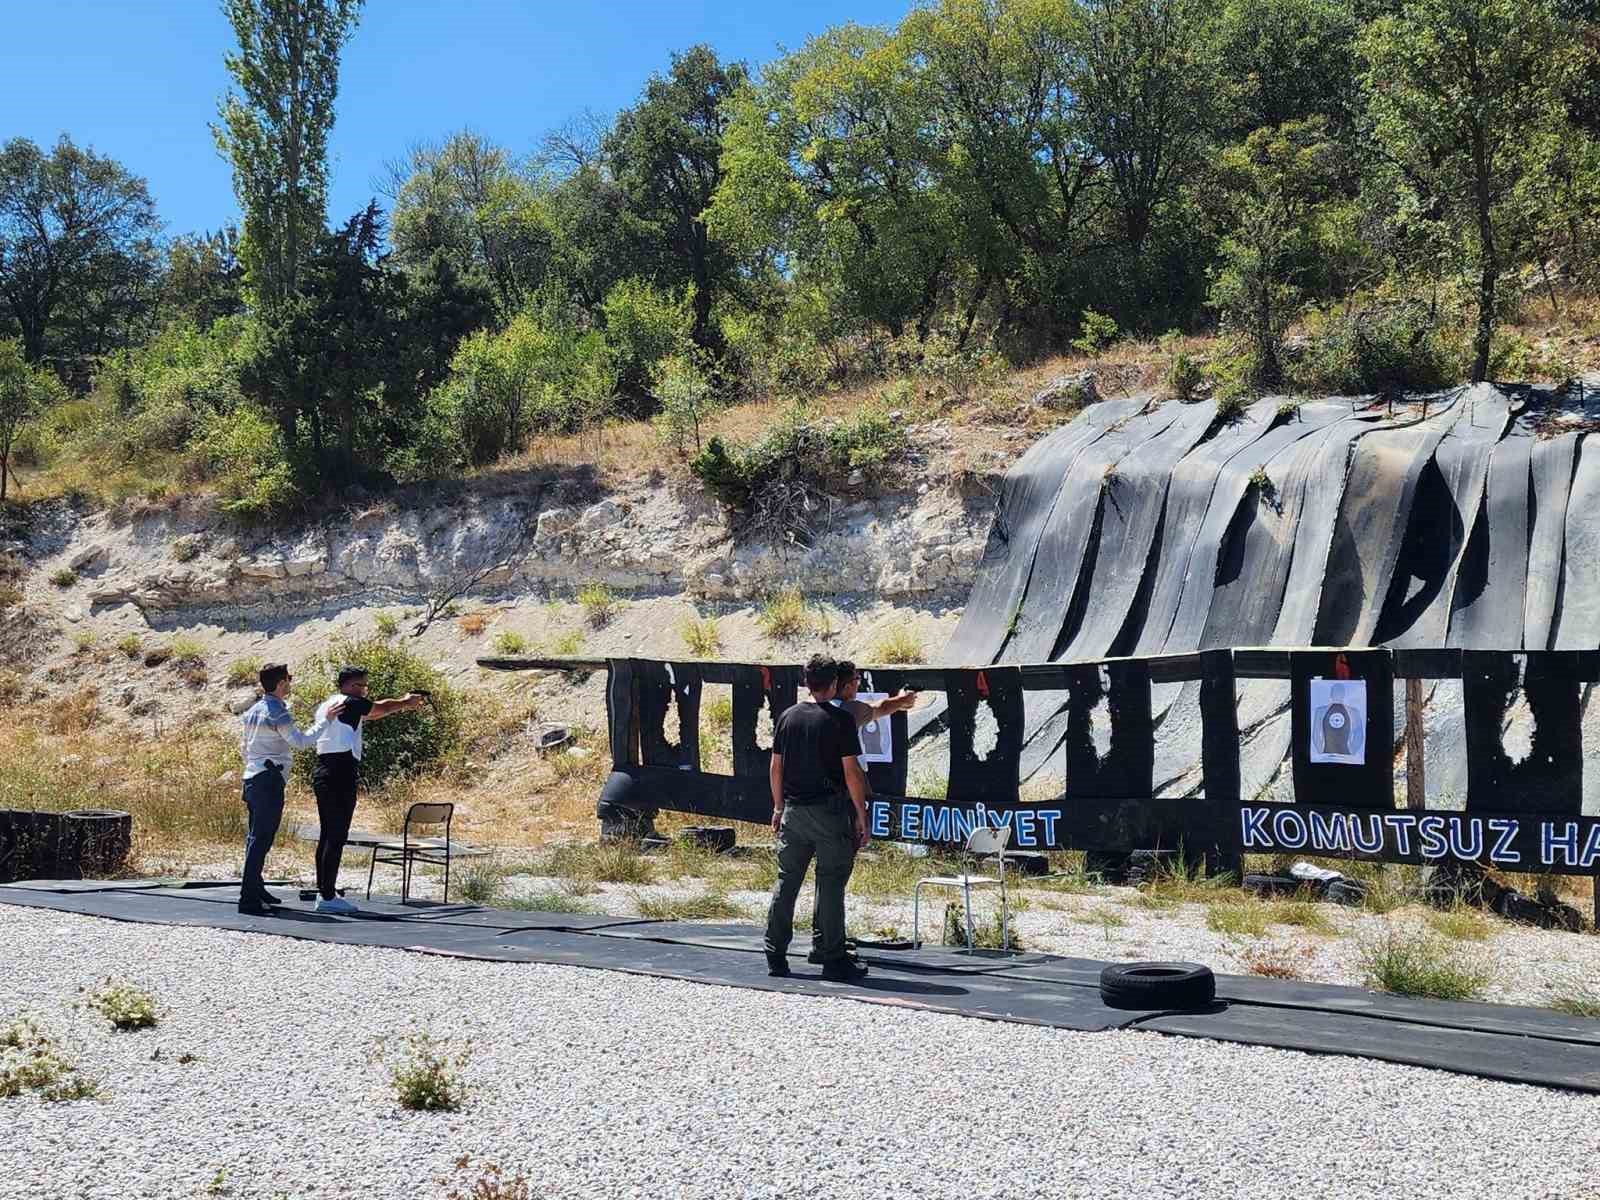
[[1099, 961, 1216, 1010]]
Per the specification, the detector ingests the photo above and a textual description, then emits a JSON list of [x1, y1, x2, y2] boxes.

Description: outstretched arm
[[847, 690, 919, 727], [365, 694, 426, 723]]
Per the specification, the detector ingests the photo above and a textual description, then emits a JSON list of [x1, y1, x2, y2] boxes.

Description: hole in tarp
[[755, 699, 776, 753], [1089, 665, 1114, 762], [973, 699, 1000, 760], [699, 684, 733, 774], [1502, 653, 1534, 766]]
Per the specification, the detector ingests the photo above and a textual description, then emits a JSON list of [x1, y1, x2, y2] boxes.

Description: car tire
[[1099, 961, 1216, 1010]]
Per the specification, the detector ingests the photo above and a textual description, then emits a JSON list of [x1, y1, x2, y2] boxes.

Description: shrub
[[870, 626, 925, 665], [188, 403, 300, 519], [292, 636, 464, 787], [757, 588, 814, 640], [1294, 301, 1456, 397], [71, 631, 96, 654], [651, 353, 719, 454], [167, 637, 206, 667], [690, 403, 908, 509], [551, 629, 584, 656], [456, 611, 490, 637], [491, 630, 531, 656], [85, 980, 159, 1030], [680, 613, 721, 658], [1356, 926, 1495, 1001], [600, 277, 695, 398], [225, 657, 262, 687], [1071, 309, 1120, 357], [576, 583, 618, 628], [49, 568, 77, 588], [455, 858, 506, 905], [374, 612, 399, 638], [387, 1032, 469, 1112], [701, 694, 733, 732], [116, 634, 142, 659], [170, 537, 200, 563]]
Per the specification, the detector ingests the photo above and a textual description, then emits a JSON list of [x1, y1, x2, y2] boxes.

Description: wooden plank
[[1198, 648, 1242, 877], [1405, 676, 1427, 811]]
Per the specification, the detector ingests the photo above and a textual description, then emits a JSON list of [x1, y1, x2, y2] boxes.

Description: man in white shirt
[[238, 663, 342, 916], [310, 666, 425, 913]]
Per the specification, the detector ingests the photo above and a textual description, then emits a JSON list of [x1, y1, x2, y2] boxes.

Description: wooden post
[[1405, 676, 1426, 810], [1198, 649, 1242, 879]]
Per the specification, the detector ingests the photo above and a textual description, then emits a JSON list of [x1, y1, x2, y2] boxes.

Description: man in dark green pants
[[764, 653, 871, 982]]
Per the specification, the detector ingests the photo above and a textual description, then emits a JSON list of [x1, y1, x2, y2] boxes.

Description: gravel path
[[3, 906, 1598, 1200]]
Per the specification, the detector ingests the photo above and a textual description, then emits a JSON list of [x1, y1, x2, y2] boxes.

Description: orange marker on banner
[[976, 670, 990, 698], [760, 665, 772, 693], [1334, 653, 1351, 681]]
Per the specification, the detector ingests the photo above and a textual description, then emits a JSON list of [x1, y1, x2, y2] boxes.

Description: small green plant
[[0, 1017, 99, 1101], [1267, 901, 1334, 935], [226, 657, 262, 687], [1426, 903, 1492, 943], [680, 613, 722, 657], [576, 583, 618, 628], [386, 1032, 469, 1112], [941, 903, 1019, 950], [757, 588, 814, 640], [444, 1158, 536, 1200], [551, 629, 584, 656], [71, 630, 96, 654], [636, 888, 747, 921], [1071, 308, 1119, 357], [869, 626, 925, 665], [701, 694, 733, 733], [455, 858, 506, 905], [1163, 333, 1205, 400], [374, 612, 400, 638], [544, 841, 657, 886], [491, 630, 531, 656], [1075, 906, 1125, 944], [502, 890, 601, 915], [1356, 926, 1496, 1001], [1206, 902, 1270, 938], [116, 633, 142, 659], [167, 637, 206, 668], [1213, 391, 1249, 427], [1274, 399, 1301, 423], [85, 979, 159, 1030], [49, 567, 77, 588]]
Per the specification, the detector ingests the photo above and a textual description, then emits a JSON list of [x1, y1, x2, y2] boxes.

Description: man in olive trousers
[[764, 653, 871, 982]]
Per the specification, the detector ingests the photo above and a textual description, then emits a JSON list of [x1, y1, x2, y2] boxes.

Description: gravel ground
[[3, 905, 1599, 1200]]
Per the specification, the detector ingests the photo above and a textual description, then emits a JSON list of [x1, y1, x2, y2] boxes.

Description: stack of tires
[[0, 809, 132, 883]]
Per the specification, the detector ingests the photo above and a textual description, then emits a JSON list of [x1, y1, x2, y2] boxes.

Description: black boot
[[766, 953, 790, 978], [821, 958, 869, 983]]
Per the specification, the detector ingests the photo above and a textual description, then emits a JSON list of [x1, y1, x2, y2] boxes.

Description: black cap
[[337, 665, 370, 687]]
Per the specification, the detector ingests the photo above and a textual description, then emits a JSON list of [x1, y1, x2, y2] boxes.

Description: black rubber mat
[[6, 881, 1600, 1092]]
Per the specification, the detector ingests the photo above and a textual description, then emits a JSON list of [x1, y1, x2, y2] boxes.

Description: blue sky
[[2, 0, 913, 240]]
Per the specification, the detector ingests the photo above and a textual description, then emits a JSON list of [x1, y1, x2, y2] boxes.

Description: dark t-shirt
[[774, 701, 862, 806]]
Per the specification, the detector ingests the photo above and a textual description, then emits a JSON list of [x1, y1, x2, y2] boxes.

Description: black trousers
[[312, 752, 360, 900]]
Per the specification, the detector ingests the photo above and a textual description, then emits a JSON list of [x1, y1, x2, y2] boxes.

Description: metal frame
[[912, 825, 1012, 951], [366, 802, 455, 904]]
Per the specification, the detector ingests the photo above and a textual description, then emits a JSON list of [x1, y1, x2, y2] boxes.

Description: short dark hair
[[804, 653, 837, 692], [835, 660, 857, 685], [259, 663, 290, 693], [337, 665, 370, 688]]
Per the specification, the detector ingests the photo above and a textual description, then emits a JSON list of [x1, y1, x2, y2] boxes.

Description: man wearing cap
[[309, 667, 426, 913], [238, 664, 342, 916]]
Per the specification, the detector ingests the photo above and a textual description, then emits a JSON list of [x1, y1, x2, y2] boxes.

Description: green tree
[[0, 337, 63, 502], [1358, 0, 1585, 382], [0, 136, 160, 380], [1208, 120, 1341, 387], [214, 0, 364, 310], [605, 45, 749, 348], [1211, 0, 1360, 137], [160, 228, 245, 328]]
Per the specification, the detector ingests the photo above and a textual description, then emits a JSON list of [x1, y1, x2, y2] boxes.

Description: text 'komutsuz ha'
[[1240, 805, 1600, 870]]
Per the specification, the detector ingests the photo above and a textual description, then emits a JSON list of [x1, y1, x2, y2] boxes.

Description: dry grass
[[1356, 924, 1496, 1001], [490, 630, 532, 656], [1425, 903, 1494, 942], [635, 888, 749, 921], [576, 583, 619, 628], [757, 588, 817, 640], [1240, 942, 1316, 980], [457, 611, 492, 638], [680, 613, 722, 658], [1206, 901, 1271, 938], [868, 626, 926, 665]]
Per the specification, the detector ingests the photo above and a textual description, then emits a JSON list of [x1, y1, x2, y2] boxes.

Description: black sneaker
[[257, 890, 285, 906], [805, 938, 859, 965], [821, 958, 869, 983], [237, 902, 271, 916], [766, 954, 790, 978]]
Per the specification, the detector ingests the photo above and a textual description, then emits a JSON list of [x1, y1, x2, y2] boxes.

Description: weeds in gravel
[[543, 841, 657, 886], [49, 567, 77, 588], [501, 890, 601, 915], [1266, 901, 1335, 935], [456, 858, 507, 905], [869, 626, 925, 664], [576, 583, 619, 627], [71, 630, 96, 654], [85, 980, 159, 1030], [491, 630, 531, 656], [225, 658, 262, 687], [167, 636, 206, 667], [757, 588, 816, 640], [1356, 926, 1496, 1001], [680, 613, 722, 657], [386, 1032, 470, 1112], [940, 904, 1020, 950], [116, 633, 142, 658], [1240, 943, 1315, 980], [1206, 902, 1270, 938], [374, 612, 400, 638], [848, 847, 961, 898], [0, 1017, 99, 1102], [444, 1158, 535, 1200], [635, 888, 748, 921], [1548, 981, 1600, 1018], [1426, 903, 1493, 942], [551, 629, 584, 656]]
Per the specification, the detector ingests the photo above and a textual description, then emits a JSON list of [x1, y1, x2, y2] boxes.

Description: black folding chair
[[366, 802, 455, 904]]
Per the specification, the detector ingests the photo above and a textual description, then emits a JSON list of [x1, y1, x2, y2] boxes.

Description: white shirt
[[314, 693, 363, 759], [830, 698, 867, 771]]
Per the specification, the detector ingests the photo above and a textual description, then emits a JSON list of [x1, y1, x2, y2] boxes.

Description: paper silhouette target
[[856, 693, 893, 764], [1309, 678, 1367, 765]]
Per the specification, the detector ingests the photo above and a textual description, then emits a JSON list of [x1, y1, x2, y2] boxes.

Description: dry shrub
[[1240, 942, 1315, 980], [45, 688, 99, 734], [457, 611, 491, 638]]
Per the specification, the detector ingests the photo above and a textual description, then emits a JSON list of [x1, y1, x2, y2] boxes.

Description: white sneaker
[[315, 897, 359, 914]]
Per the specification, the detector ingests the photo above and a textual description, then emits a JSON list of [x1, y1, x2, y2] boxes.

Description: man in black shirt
[[764, 653, 872, 982]]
